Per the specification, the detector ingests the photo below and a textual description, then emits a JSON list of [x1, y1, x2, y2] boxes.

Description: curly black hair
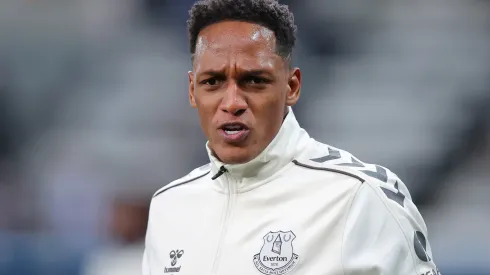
[[187, 0, 297, 63]]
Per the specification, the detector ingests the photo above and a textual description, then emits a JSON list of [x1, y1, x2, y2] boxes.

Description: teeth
[[225, 130, 240, 135]]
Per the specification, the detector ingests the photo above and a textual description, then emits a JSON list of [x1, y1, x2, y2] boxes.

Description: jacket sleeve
[[341, 181, 440, 275], [142, 249, 150, 275]]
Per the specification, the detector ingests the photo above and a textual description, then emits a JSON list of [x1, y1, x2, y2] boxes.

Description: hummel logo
[[164, 249, 184, 273]]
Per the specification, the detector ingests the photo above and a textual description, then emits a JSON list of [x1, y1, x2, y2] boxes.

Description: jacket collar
[[207, 107, 310, 192]]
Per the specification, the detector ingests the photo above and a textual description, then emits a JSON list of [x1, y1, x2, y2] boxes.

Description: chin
[[215, 146, 254, 164]]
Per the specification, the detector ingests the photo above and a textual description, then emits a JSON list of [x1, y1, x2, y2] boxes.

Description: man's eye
[[245, 77, 268, 85], [202, 78, 222, 86]]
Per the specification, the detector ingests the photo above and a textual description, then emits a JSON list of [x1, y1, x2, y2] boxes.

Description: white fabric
[[143, 109, 439, 275]]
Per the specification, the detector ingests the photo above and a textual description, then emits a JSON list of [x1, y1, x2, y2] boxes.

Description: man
[[143, 0, 440, 274]]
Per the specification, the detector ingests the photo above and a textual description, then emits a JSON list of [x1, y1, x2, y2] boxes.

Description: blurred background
[[0, 0, 489, 274]]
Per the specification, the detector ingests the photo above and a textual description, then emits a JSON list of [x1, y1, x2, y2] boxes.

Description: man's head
[[187, 0, 301, 164]]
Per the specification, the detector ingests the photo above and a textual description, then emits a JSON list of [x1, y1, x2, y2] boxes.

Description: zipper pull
[[211, 166, 227, 180]]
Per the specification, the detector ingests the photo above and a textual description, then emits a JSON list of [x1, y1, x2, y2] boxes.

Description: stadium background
[[0, 0, 489, 274]]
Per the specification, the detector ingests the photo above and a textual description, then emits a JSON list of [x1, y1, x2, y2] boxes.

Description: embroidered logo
[[164, 249, 184, 273], [253, 231, 299, 275]]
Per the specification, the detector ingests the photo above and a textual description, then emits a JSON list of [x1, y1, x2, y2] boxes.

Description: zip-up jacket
[[143, 109, 440, 275]]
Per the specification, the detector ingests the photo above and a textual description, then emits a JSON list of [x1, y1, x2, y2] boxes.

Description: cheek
[[195, 91, 222, 112], [195, 102, 220, 139], [262, 92, 286, 116], [253, 94, 285, 134]]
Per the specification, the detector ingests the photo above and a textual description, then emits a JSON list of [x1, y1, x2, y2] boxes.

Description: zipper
[[212, 166, 227, 180], [210, 172, 237, 274]]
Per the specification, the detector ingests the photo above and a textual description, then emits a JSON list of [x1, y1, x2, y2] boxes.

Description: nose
[[220, 81, 247, 116]]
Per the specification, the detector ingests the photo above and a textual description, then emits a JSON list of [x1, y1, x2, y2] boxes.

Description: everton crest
[[253, 231, 299, 275]]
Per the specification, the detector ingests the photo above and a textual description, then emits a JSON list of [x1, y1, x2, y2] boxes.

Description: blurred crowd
[[0, 0, 489, 274]]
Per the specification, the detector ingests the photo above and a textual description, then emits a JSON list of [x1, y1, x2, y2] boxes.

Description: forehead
[[194, 21, 283, 71]]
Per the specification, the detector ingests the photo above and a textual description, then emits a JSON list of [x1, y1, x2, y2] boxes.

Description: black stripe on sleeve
[[153, 171, 210, 198], [292, 160, 365, 183]]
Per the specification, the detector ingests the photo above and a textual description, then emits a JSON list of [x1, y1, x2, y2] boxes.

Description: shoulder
[[297, 140, 428, 232], [152, 163, 211, 199], [294, 140, 411, 203]]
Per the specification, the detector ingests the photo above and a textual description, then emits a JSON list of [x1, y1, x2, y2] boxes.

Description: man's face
[[189, 21, 301, 164]]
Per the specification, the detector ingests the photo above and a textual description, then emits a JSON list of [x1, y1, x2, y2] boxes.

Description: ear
[[188, 71, 197, 108], [286, 67, 301, 106]]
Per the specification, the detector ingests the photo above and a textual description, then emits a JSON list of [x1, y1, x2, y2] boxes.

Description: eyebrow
[[199, 70, 225, 77], [244, 70, 274, 77], [199, 69, 274, 78]]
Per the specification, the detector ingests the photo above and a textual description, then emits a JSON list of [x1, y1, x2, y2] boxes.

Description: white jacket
[[143, 110, 440, 275]]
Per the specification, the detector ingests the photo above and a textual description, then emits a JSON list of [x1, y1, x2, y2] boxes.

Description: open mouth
[[221, 123, 248, 134], [219, 122, 250, 142]]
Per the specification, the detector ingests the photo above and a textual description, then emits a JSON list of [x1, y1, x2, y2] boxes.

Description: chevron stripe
[[361, 165, 388, 183], [310, 148, 341, 163], [380, 181, 405, 207], [309, 147, 405, 207], [338, 157, 364, 168]]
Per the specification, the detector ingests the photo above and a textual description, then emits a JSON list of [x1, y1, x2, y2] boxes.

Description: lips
[[218, 122, 250, 143]]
